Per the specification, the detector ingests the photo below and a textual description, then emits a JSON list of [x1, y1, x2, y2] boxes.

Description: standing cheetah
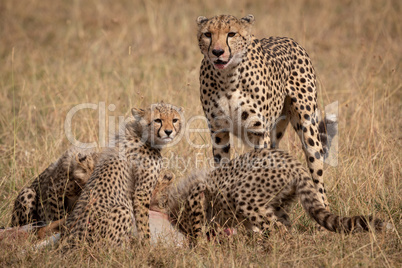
[[155, 149, 385, 244], [11, 147, 98, 227], [61, 103, 183, 248], [197, 14, 330, 209]]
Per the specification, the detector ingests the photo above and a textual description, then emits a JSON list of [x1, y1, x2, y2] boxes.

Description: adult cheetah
[[11, 147, 98, 227], [197, 14, 330, 209], [61, 103, 183, 248], [154, 148, 385, 244]]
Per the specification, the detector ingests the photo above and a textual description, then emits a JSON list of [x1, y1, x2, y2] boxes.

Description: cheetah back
[[11, 147, 97, 226]]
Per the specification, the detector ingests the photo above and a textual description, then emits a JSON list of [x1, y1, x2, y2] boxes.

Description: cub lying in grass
[[153, 148, 387, 244]]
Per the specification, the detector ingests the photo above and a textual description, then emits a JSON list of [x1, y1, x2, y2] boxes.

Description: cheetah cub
[[155, 148, 385, 244], [11, 147, 98, 227], [61, 103, 183, 248]]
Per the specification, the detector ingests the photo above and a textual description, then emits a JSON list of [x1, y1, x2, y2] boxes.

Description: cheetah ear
[[76, 153, 87, 163], [196, 16, 208, 25], [131, 108, 145, 119], [73, 152, 95, 181], [241, 14, 255, 25], [75, 152, 95, 169], [161, 171, 175, 182], [177, 106, 184, 114]]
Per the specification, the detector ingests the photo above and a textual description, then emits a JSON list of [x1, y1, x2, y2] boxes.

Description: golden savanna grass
[[0, 0, 400, 266]]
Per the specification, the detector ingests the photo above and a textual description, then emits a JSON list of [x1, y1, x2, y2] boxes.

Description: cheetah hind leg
[[288, 106, 330, 211], [84, 205, 133, 248], [103, 205, 133, 247], [273, 206, 292, 229], [11, 187, 38, 226], [248, 206, 289, 237], [245, 206, 288, 250]]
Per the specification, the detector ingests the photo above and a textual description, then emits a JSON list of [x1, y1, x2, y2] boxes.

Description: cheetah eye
[[154, 119, 162, 124], [228, 32, 236, 37], [172, 118, 179, 123], [204, 32, 212, 38]]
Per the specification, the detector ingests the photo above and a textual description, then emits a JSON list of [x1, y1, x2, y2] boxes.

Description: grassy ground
[[0, 0, 401, 266]]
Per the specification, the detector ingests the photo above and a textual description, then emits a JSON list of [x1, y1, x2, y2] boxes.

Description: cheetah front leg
[[245, 131, 271, 150], [133, 187, 152, 244], [186, 183, 207, 245], [242, 111, 271, 150], [210, 130, 231, 167], [270, 97, 291, 149]]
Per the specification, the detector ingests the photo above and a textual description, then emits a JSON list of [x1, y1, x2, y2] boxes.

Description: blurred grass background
[[0, 0, 400, 266]]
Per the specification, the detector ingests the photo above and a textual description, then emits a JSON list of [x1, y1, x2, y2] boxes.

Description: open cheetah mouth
[[213, 59, 229, 69]]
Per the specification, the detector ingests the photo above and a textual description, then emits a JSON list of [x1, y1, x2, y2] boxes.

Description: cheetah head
[[130, 102, 184, 147], [197, 14, 255, 70], [62, 148, 98, 197], [72, 151, 98, 185], [150, 170, 175, 212]]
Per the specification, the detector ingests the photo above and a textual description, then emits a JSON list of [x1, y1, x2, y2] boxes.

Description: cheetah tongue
[[214, 59, 228, 69]]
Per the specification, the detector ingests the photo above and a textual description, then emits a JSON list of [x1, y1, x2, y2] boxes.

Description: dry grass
[[0, 0, 401, 266]]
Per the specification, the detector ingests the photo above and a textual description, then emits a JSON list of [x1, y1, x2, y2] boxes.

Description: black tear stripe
[[173, 124, 179, 133], [157, 125, 162, 138], [207, 38, 212, 56], [226, 35, 232, 57]]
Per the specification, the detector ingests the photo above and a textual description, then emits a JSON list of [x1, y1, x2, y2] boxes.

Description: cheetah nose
[[164, 130, 173, 136], [212, 49, 224, 57]]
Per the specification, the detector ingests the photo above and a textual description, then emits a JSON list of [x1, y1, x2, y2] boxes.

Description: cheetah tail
[[297, 176, 385, 233]]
